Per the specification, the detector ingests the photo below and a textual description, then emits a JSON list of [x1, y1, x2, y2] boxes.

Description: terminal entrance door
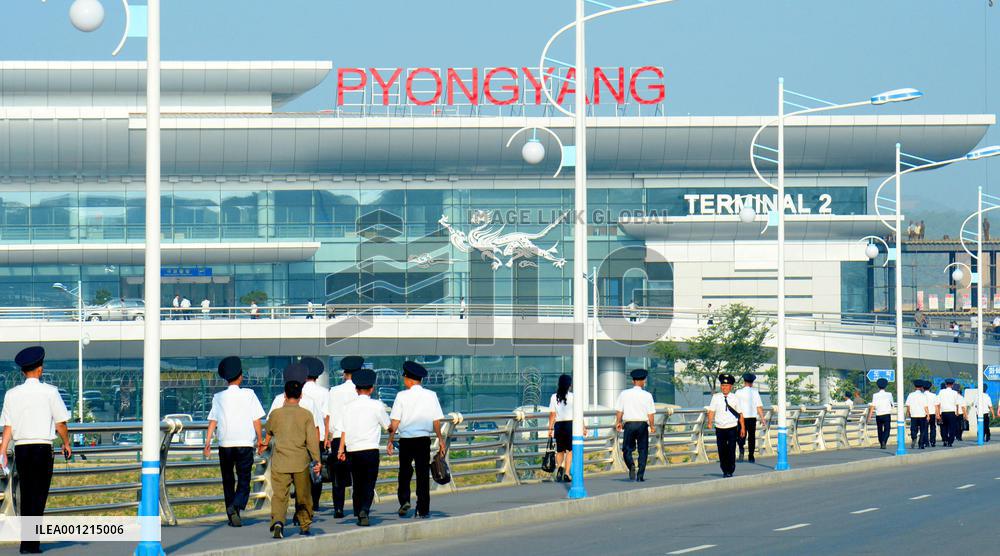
[[122, 276, 235, 309]]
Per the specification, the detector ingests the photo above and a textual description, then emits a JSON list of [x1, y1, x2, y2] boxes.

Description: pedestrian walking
[[249, 300, 260, 320], [172, 293, 181, 320], [868, 378, 893, 449], [204, 356, 265, 527], [386, 361, 446, 519], [626, 300, 639, 323], [306, 299, 315, 319], [614, 368, 656, 482], [325, 356, 361, 519], [200, 297, 211, 319], [261, 363, 321, 539], [0, 346, 71, 554], [734, 372, 764, 463], [954, 382, 967, 441], [707, 373, 745, 477], [269, 368, 322, 444], [336, 368, 389, 527], [300, 357, 329, 512], [546, 374, 576, 482], [706, 303, 714, 326], [459, 296, 467, 320], [938, 379, 961, 446], [904, 380, 930, 449], [925, 382, 940, 447], [842, 391, 855, 410], [978, 387, 994, 442], [181, 296, 192, 320]]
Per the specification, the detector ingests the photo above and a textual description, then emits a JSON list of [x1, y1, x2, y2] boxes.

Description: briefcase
[[319, 449, 331, 483], [963, 418, 970, 432], [431, 451, 451, 485], [541, 438, 556, 473], [308, 460, 322, 485]]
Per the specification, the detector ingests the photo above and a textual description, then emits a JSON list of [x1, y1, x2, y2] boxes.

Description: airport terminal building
[[0, 61, 994, 414]]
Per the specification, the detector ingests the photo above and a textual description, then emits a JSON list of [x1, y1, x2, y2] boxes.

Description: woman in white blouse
[[547, 374, 576, 482]]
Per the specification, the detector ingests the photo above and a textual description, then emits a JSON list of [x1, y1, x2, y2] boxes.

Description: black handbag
[[319, 449, 331, 483], [431, 451, 451, 485], [963, 418, 970, 431], [541, 438, 556, 473]]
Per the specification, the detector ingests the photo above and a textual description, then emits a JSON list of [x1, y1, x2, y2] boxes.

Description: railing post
[[158, 419, 177, 526], [758, 408, 774, 455], [434, 413, 460, 493], [653, 409, 667, 466], [814, 406, 828, 452], [501, 412, 523, 486], [694, 410, 709, 464]]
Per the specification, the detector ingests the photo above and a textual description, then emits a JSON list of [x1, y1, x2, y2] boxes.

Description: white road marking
[[773, 523, 811, 532], [957, 484, 976, 490], [851, 508, 879, 514], [667, 545, 717, 555], [909, 495, 932, 500]]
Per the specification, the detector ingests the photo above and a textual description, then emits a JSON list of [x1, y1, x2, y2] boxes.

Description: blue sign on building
[[985, 365, 1000, 381], [866, 369, 895, 382], [161, 267, 213, 278]]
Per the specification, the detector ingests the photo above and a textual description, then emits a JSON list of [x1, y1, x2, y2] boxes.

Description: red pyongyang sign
[[335, 66, 666, 107]]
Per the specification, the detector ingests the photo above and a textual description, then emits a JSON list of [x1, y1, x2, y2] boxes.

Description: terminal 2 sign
[[335, 66, 666, 107]]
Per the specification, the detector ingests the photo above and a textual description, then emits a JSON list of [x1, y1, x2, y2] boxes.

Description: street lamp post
[[870, 145, 1000, 454], [951, 182, 1000, 444], [52, 281, 88, 423], [510, 0, 676, 499], [749, 80, 922, 470]]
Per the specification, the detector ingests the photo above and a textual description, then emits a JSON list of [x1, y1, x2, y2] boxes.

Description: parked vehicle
[[113, 418, 141, 446], [82, 299, 145, 322], [82, 390, 105, 411], [164, 413, 205, 447]]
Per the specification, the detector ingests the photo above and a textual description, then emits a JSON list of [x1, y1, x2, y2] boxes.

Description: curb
[[186, 444, 1000, 556]]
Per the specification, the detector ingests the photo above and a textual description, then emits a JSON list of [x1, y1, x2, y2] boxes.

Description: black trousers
[[715, 427, 739, 475], [737, 418, 757, 459], [909, 417, 928, 448], [397, 437, 432, 516], [218, 446, 254, 512], [875, 414, 891, 446], [984, 414, 991, 441], [621, 422, 649, 478], [940, 411, 956, 445], [15, 444, 54, 553], [956, 414, 965, 441], [929, 416, 937, 446], [325, 439, 352, 511], [348, 449, 380, 516]]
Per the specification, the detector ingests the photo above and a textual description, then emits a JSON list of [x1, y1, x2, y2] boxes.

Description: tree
[[239, 290, 268, 306], [763, 365, 818, 406], [92, 288, 113, 305], [650, 303, 772, 394]]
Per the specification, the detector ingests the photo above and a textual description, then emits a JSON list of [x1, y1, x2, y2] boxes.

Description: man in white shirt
[[306, 299, 315, 319], [734, 372, 765, 463], [180, 296, 192, 320], [325, 356, 361, 519], [200, 297, 211, 319], [904, 380, 930, 450], [203, 356, 264, 527], [300, 357, 330, 512], [868, 378, 894, 449], [171, 293, 181, 320], [336, 368, 389, 527], [925, 382, 940, 447], [387, 361, 446, 519], [0, 346, 71, 554], [842, 391, 855, 410], [937, 379, 961, 447], [459, 296, 467, 320], [707, 373, 746, 478], [977, 387, 994, 442], [614, 368, 656, 482]]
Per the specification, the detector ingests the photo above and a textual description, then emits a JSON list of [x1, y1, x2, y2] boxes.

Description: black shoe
[[555, 467, 565, 482], [748, 456, 755, 463], [628, 468, 636, 481], [19, 547, 42, 555], [334, 509, 345, 519], [358, 511, 370, 527], [910, 441, 916, 449], [398, 502, 411, 517], [879, 443, 886, 450], [415, 513, 430, 519], [299, 529, 312, 536], [723, 473, 733, 478], [271, 522, 284, 539], [227, 505, 242, 528], [738, 451, 744, 462], [564, 473, 572, 483], [636, 475, 645, 482], [292, 516, 299, 526]]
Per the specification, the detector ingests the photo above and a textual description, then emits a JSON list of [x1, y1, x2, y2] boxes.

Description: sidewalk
[[4, 442, 995, 556]]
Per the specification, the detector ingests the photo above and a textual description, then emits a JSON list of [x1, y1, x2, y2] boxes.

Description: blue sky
[[0, 0, 997, 221]]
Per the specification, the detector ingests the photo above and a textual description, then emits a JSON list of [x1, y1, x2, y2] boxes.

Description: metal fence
[[0, 404, 890, 524]]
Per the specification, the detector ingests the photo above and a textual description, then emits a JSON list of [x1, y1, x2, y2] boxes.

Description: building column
[[597, 356, 626, 408]]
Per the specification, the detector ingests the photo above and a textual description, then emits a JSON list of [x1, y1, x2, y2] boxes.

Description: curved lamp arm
[[538, 0, 679, 118], [749, 100, 870, 191], [505, 126, 568, 178], [944, 262, 974, 286], [858, 235, 891, 268], [872, 156, 966, 233], [958, 204, 1000, 260], [111, 0, 132, 57]]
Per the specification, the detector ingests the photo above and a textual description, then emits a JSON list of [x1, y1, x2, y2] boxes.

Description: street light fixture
[[52, 282, 86, 424], [870, 145, 1000, 455], [748, 80, 921, 471]]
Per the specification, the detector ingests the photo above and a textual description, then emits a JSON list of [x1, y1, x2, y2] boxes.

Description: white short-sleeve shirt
[[904, 391, 928, 418], [734, 386, 763, 418], [0, 378, 71, 445], [342, 395, 390, 452], [207, 385, 265, 447], [615, 387, 655, 422], [326, 380, 358, 437], [938, 388, 962, 412], [707, 392, 741, 429], [870, 391, 894, 415], [269, 394, 320, 429], [389, 385, 445, 438], [548, 392, 574, 422], [976, 392, 993, 417], [925, 391, 939, 412], [302, 381, 329, 422]]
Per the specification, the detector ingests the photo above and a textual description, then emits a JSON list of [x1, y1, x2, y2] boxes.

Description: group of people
[[202, 354, 445, 538], [905, 220, 927, 240], [870, 377, 993, 450], [170, 293, 212, 320]]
